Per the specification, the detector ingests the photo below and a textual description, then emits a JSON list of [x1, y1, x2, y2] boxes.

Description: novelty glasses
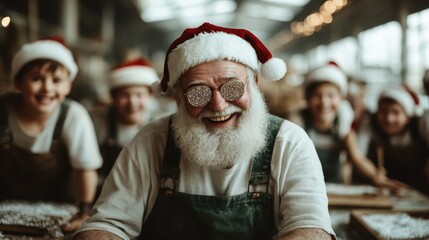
[[185, 80, 245, 107]]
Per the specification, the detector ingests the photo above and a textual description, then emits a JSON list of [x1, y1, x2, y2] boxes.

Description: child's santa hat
[[11, 36, 78, 81], [159, 22, 287, 92], [109, 58, 159, 90], [379, 85, 423, 117], [305, 61, 348, 95]]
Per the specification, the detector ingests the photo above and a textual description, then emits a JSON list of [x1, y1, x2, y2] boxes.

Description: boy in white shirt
[[0, 36, 102, 232]]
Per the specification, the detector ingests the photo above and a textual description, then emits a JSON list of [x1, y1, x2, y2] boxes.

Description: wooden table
[[328, 186, 429, 240], [2, 187, 428, 240]]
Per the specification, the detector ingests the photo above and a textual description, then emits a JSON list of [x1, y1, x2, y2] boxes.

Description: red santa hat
[[305, 61, 348, 95], [109, 58, 159, 90], [379, 85, 423, 117], [160, 22, 287, 92], [11, 35, 78, 81]]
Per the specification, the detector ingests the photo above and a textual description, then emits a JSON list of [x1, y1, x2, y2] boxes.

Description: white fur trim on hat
[[167, 32, 258, 89], [11, 40, 78, 81], [306, 64, 348, 95], [109, 66, 159, 90], [379, 87, 416, 117]]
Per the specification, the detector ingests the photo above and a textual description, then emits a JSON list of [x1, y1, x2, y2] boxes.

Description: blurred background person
[[0, 36, 102, 231], [290, 61, 404, 191], [354, 85, 429, 195], [89, 57, 159, 187], [347, 76, 371, 134]]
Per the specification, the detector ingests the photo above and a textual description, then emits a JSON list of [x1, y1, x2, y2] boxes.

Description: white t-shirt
[[90, 105, 151, 147], [7, 100, 102, 170], [77, 116, 335, 239]]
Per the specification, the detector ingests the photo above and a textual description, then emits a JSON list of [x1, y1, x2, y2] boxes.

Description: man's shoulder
[[272, 115, 312, 144], [126, 115, 171, 154], [135, 114, 171, 137], [271, 115, 305, 134]]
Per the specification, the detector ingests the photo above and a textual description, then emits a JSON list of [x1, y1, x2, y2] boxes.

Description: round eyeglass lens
[[186, 85, 212, 107], [220, 80, 245, 101]]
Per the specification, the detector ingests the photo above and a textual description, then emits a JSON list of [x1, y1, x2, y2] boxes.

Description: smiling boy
[[0, 36, 102, 231]]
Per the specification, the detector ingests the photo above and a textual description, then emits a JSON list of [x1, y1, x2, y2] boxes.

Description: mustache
[[198, 105, 243, 120]]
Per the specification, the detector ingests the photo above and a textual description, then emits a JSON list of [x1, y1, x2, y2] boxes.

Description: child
[[356, 85, 429, 195], [292, 61, 404, 191], [90, 57, 159, 185], [0, 36, 103, 231]]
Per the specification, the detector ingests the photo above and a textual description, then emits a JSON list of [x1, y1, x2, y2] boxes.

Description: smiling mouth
[[206, 114, 233, 122], [36, 95, 55, 103]]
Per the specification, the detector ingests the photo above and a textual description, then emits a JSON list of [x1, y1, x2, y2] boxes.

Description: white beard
[[172, 81, 269, 170]]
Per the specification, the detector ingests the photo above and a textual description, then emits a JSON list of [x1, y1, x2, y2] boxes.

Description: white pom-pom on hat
[[260, 58, 287, 81]]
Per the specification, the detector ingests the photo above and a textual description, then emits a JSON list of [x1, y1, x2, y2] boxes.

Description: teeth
[[38, 96, 53, 104], [208, 114, 231, 122]]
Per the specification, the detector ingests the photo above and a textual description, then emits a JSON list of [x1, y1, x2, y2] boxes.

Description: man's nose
[[207, 90, 228, 112]]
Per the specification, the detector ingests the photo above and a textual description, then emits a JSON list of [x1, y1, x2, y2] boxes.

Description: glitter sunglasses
[[185, 80, 245, 107]]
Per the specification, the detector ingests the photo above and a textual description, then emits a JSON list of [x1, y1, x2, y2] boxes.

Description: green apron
[[0, 93, 73, 202], [139, 114, 283, 240]]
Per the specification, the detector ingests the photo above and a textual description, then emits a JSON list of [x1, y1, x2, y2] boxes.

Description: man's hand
[[372, 173, 408, 195], [62, 213, 90, 232], [73, 230, 122, 240], [277, 228, 333, 240]]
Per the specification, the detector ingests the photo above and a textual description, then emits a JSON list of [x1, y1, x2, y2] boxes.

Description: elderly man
[[73, 22, 335, 240]]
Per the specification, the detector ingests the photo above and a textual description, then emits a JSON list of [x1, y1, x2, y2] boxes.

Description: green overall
[[0, 93, 73, 202], [139, 115, 284, 240], [302, 109, 343, 183]]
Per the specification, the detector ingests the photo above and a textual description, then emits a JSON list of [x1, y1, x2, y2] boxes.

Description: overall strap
[[107, 105, 118, 140], [160, 116, 181, 186], [249, 114, 283, 186], [52, 99, 71, 140], [409, 117, 427, 146], [0, 93, 14, 141]]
